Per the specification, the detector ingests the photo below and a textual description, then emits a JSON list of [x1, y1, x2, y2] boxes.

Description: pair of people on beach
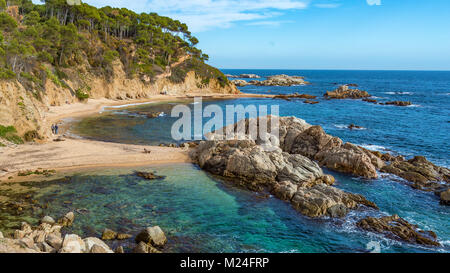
[[51, 124, 59, 135]]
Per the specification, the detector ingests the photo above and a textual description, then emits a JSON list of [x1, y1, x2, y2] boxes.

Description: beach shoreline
[[0, 92, 272, 182]]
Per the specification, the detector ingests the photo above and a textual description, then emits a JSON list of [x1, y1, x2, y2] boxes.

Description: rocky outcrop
[[348, 124, 364, 130], [273, 93, 317, 101], [439, 189, 450, 205], [226, 74, 261, 79], [357, 215, 441, 246], [380, 156, 450, 201], [192, 135, 378, 218], [324, 85, 371, 99], [250, 75, 309, 86], [285, 124, 383, 178], [230, 79, 250, 87], [382, 101, 412, 107]]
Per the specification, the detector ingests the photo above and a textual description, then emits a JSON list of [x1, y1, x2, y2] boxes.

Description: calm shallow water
[[1, 164, 448, 253], [2, 70, 449, 253]]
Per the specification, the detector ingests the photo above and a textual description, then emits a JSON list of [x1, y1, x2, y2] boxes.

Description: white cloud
[[246, 20, 295, 27], [314, 3, 341, 8], [366, 0, 381, 6], [82, 0, 309, 32]]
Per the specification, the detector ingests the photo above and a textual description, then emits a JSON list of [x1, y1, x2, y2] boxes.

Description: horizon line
[[217, 68, 450, 72]]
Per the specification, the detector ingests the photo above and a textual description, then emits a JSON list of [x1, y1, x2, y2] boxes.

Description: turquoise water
[[1, 164, 448, 253], [3, 70, 449, 253]]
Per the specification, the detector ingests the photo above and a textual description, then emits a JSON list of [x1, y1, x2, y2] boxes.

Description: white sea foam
[[384, 92, 414, 95], [359, 144, 389, 152], [100, 101, 156, 113], [333, 124, 367, 130]]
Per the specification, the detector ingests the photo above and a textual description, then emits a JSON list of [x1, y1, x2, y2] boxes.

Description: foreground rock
[[134, 226, 166, 253], [324, 85, 371, 99], [357, 215, 441, 246], [0, 213, 113, 253], [192, 137, 378, 218]]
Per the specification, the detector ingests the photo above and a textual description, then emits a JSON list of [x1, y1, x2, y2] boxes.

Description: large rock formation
[[357, 215, 441, 247], [324, 85, 371, 99], [192, 119, 379, 218]]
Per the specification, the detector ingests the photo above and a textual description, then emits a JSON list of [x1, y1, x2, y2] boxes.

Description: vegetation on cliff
[[0, 0, 228, 92]]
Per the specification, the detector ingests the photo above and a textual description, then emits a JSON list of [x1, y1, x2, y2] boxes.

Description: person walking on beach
[[51, 124, 55, 134], [55, 124, 59, 135]]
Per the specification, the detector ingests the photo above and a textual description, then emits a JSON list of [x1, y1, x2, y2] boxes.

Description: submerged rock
[[324, 85, 371, 99], [357, 215, 441, 247], [135, 171, 166, 180], [101, 228, 118, 240], [137, 111, 163, 118]]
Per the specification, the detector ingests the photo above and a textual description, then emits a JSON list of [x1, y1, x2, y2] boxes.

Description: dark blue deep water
[[3, 70, 449, 253]]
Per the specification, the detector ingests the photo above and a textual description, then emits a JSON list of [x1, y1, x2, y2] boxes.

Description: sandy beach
[[0, 92, 272, 182]]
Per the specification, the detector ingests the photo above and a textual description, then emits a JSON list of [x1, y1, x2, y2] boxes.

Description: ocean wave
[[333, 124, 367, 130], [359, 144, 389, 152], [100, 101, 156, 113], [384, 92, 414, 95]]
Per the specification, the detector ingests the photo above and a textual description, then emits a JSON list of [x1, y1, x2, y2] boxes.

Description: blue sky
[[37, 0, 450, 70]]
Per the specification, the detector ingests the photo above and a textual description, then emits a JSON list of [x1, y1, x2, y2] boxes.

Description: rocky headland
[[188, 116, 446, 246]]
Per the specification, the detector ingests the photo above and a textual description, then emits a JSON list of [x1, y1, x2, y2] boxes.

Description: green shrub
[[0, 68, 16, 79], [0, 125, 23, 144], [75, 89, 89, 101]]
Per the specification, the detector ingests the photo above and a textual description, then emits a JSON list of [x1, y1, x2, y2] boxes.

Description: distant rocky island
[[230, 74, 310, 87]]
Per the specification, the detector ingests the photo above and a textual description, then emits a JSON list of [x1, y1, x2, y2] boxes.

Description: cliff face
[[0, 59, 239, 140]]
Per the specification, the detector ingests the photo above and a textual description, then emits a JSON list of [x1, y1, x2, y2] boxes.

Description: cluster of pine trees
[[0, 0, 214, 87]]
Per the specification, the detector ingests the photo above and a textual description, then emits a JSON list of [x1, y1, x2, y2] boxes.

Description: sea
[[1, 70, 449, 253]]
